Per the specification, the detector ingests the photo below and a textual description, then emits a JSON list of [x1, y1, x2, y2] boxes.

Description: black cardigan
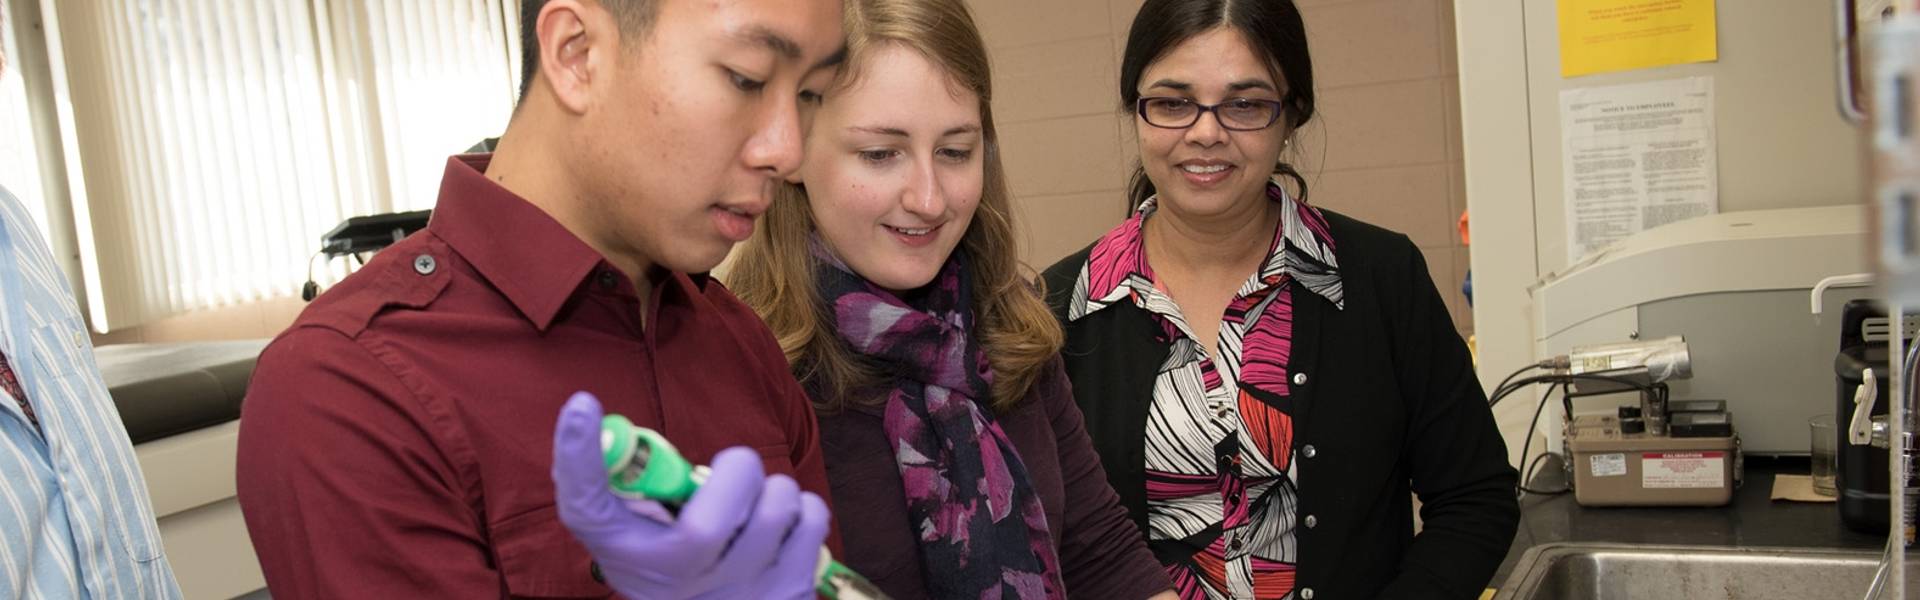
[[1040, 210, 1519, 600]]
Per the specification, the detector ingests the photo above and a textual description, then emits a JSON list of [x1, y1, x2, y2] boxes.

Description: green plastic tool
[[600, 414, 891, 600]]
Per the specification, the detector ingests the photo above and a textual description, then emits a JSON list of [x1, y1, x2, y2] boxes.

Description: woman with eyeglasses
[[1038, 1, 1519, 599]]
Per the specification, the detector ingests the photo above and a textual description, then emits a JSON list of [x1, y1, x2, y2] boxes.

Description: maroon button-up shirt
[[237, 155, 832, 599]]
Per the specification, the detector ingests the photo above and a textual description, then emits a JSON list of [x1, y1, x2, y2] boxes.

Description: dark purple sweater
[[816, 357, 1171, 599]]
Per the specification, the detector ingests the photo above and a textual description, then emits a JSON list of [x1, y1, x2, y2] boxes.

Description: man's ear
[[534, 0, 600, 115]]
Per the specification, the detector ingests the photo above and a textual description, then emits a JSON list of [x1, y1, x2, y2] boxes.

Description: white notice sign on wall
[[1559, 76, 1718, 264]]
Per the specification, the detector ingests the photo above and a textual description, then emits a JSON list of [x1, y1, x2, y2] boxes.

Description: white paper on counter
[[1559, 76, 1717, 264]]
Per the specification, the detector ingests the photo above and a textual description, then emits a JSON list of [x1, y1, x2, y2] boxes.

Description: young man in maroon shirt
[[235, 0, 846, 597]]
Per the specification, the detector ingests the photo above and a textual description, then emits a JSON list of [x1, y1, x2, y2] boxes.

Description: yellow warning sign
[[1559, 0, 1718, 78]]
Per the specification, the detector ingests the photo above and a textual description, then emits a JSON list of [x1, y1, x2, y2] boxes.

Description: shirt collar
[[1067, 180, 1342, 322], [429, 154, 695, 331]]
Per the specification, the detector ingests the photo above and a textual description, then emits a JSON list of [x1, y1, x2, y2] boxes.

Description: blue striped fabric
[[0, 184, 181, 599]]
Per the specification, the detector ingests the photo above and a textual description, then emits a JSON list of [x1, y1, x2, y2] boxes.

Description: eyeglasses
[[1135, 97, 1287, 131]]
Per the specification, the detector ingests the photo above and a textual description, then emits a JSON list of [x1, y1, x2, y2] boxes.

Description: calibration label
[[1641, 452, 1724, 489], [1589, 453, 1627, 477]]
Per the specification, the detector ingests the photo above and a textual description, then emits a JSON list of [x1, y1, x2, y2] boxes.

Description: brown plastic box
[[1566, 415, 1737, 507]]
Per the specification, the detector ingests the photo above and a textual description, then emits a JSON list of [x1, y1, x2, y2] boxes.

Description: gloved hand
[[551, 392, 832, 600]]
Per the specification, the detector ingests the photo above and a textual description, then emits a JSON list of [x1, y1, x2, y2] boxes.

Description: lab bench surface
[[1490, 455, 1889, 587]]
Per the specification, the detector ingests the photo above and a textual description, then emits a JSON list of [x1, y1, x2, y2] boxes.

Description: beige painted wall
[[100, 0, 1474, 346], [982, 0, 1473, 334], [89, 296, 307, 346]]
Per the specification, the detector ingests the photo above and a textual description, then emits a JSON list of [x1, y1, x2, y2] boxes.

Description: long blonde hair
[[726, 0, 1063, 414]]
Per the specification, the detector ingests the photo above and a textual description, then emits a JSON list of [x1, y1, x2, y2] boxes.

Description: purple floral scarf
[[813, 244, 1066, 599]]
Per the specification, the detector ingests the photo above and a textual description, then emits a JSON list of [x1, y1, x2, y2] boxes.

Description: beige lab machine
[[1551, 338, 1742, 507]]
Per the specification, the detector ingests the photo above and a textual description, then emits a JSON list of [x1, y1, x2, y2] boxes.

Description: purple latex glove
[[551, 392, 831, 600]]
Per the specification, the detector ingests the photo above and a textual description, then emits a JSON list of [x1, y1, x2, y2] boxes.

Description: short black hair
[[1118, 0, 1316, 208], [518, 0, 660, 101]]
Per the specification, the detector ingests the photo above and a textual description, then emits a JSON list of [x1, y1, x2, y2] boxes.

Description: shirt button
[[590, 561, 604, 583], [1303, 444, 1318, 459], [1304, 514, 1318, 529], [412, 254, 437, 276], [1300, 587, 1316, 600], [1292, 372, 1309, 386], [597, 270, 618, 289]]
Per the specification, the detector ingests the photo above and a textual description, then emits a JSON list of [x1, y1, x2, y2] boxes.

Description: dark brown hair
[[517, 0, 658, 100]]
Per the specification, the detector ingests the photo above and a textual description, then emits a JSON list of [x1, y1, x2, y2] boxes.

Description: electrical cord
[[1515, 383, 1569, 497], [1491, 372, 1659, 409], [301, 251, 326, 301], [1520, 452, 1566, 496], [1486, 362, 1548, 407], [1486, 370, 1663, 498]]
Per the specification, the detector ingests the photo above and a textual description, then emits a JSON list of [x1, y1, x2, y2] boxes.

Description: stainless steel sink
[[1493, 543, 1916, 600]]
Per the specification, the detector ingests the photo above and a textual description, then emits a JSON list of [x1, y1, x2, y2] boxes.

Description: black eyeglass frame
[[1134, 96, 1288, 131]]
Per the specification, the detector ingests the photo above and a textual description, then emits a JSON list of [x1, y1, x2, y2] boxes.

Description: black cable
[[1497, 372, 1656, 400], [1491, 372, 1658, 408], [1515, 382, 1569, 497], [1486, 362, 1546, 406], [1485, 371, 1625, 407], [301, 251, 326, 302], [1519, 452, 1569, 496], [1488, 371, 1660, 497], [1484, 370, 1557, 407]]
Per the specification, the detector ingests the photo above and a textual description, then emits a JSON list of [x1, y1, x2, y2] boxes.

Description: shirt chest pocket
[[23, 316, 104, 401], [29, 317, 168, 564], [486, 446, 794, 599], [491, 505, 616, 599]]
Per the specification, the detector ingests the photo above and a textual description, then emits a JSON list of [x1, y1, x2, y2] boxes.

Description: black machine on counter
[[1834, 299, 1906, 534]]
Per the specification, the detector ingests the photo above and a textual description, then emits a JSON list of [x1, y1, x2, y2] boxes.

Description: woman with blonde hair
[[726, 0, 1176, 598]]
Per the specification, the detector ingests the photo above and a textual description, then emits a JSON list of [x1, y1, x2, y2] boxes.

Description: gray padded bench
[[94, 340, 269, 444]]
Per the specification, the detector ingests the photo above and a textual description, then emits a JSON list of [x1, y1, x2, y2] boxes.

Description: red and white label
[[1642, 451, 1726, 489]]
